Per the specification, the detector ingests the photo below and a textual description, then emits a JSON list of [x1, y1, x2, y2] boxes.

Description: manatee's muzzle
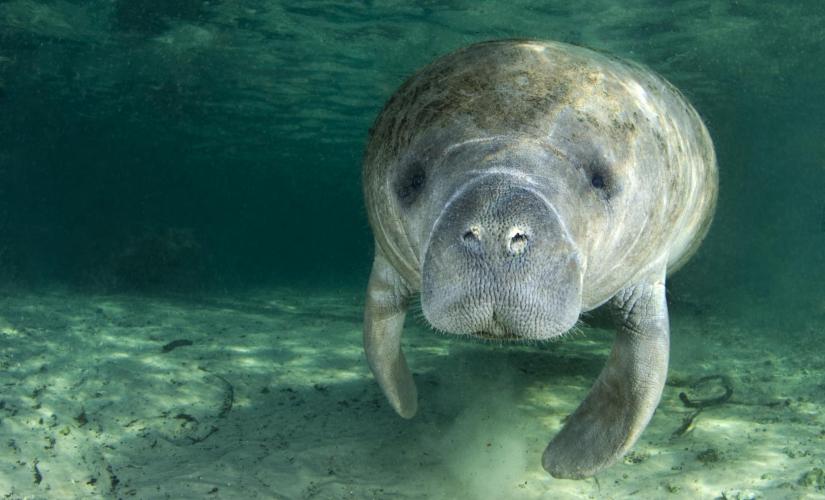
[[421, 174, 583, 340]]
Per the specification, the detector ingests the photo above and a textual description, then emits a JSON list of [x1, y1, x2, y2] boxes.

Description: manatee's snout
[[422, 175, 583, 340]]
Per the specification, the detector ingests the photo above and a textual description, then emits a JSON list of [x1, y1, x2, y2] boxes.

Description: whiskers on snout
[[408, 289, 583, 347]]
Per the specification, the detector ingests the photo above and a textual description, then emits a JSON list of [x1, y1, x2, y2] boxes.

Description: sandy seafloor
[[0, 286, 823, 500]]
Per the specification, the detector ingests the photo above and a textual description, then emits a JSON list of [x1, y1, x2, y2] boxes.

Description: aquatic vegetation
[[106, 227, 205, 290]]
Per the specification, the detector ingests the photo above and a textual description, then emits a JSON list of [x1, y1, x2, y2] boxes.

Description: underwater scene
[[1, 1, 824, 498]]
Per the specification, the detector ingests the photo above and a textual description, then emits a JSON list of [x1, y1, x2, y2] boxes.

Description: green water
[[1, 1, 824, 303], [1, 1, 824, 499]]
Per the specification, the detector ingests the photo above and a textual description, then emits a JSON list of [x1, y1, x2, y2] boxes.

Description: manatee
[[361, 39, 717, 479]]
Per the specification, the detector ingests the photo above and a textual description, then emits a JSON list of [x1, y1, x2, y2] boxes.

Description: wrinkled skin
[[362, 40, 717, 479]]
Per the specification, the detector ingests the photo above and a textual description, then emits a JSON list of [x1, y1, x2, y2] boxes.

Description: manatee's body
[[362, 40, 717, 478]]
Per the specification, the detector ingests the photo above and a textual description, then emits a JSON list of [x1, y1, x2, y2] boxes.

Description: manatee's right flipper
[[543, 268, 670, 478], [363, 249, 417, 418]]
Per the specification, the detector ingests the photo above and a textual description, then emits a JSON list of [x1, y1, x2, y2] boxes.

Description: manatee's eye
[[396, 164, 426, 204], [591, 174, 605, 189]]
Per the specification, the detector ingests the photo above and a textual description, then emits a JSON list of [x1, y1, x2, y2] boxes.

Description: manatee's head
[[390, 133, 606, 341]]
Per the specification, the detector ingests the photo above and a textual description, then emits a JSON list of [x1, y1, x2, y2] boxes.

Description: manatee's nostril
[[461, 225, 483, 254], [462, 225, 481, 243], [507, 228, 529, 255]]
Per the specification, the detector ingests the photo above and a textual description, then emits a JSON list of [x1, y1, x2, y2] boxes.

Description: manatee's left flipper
[[363, 249, 418, 419], [543, 268, 669, 479]]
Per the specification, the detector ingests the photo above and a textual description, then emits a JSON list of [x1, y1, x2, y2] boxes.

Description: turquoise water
[[1, 1, 824, 498]]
